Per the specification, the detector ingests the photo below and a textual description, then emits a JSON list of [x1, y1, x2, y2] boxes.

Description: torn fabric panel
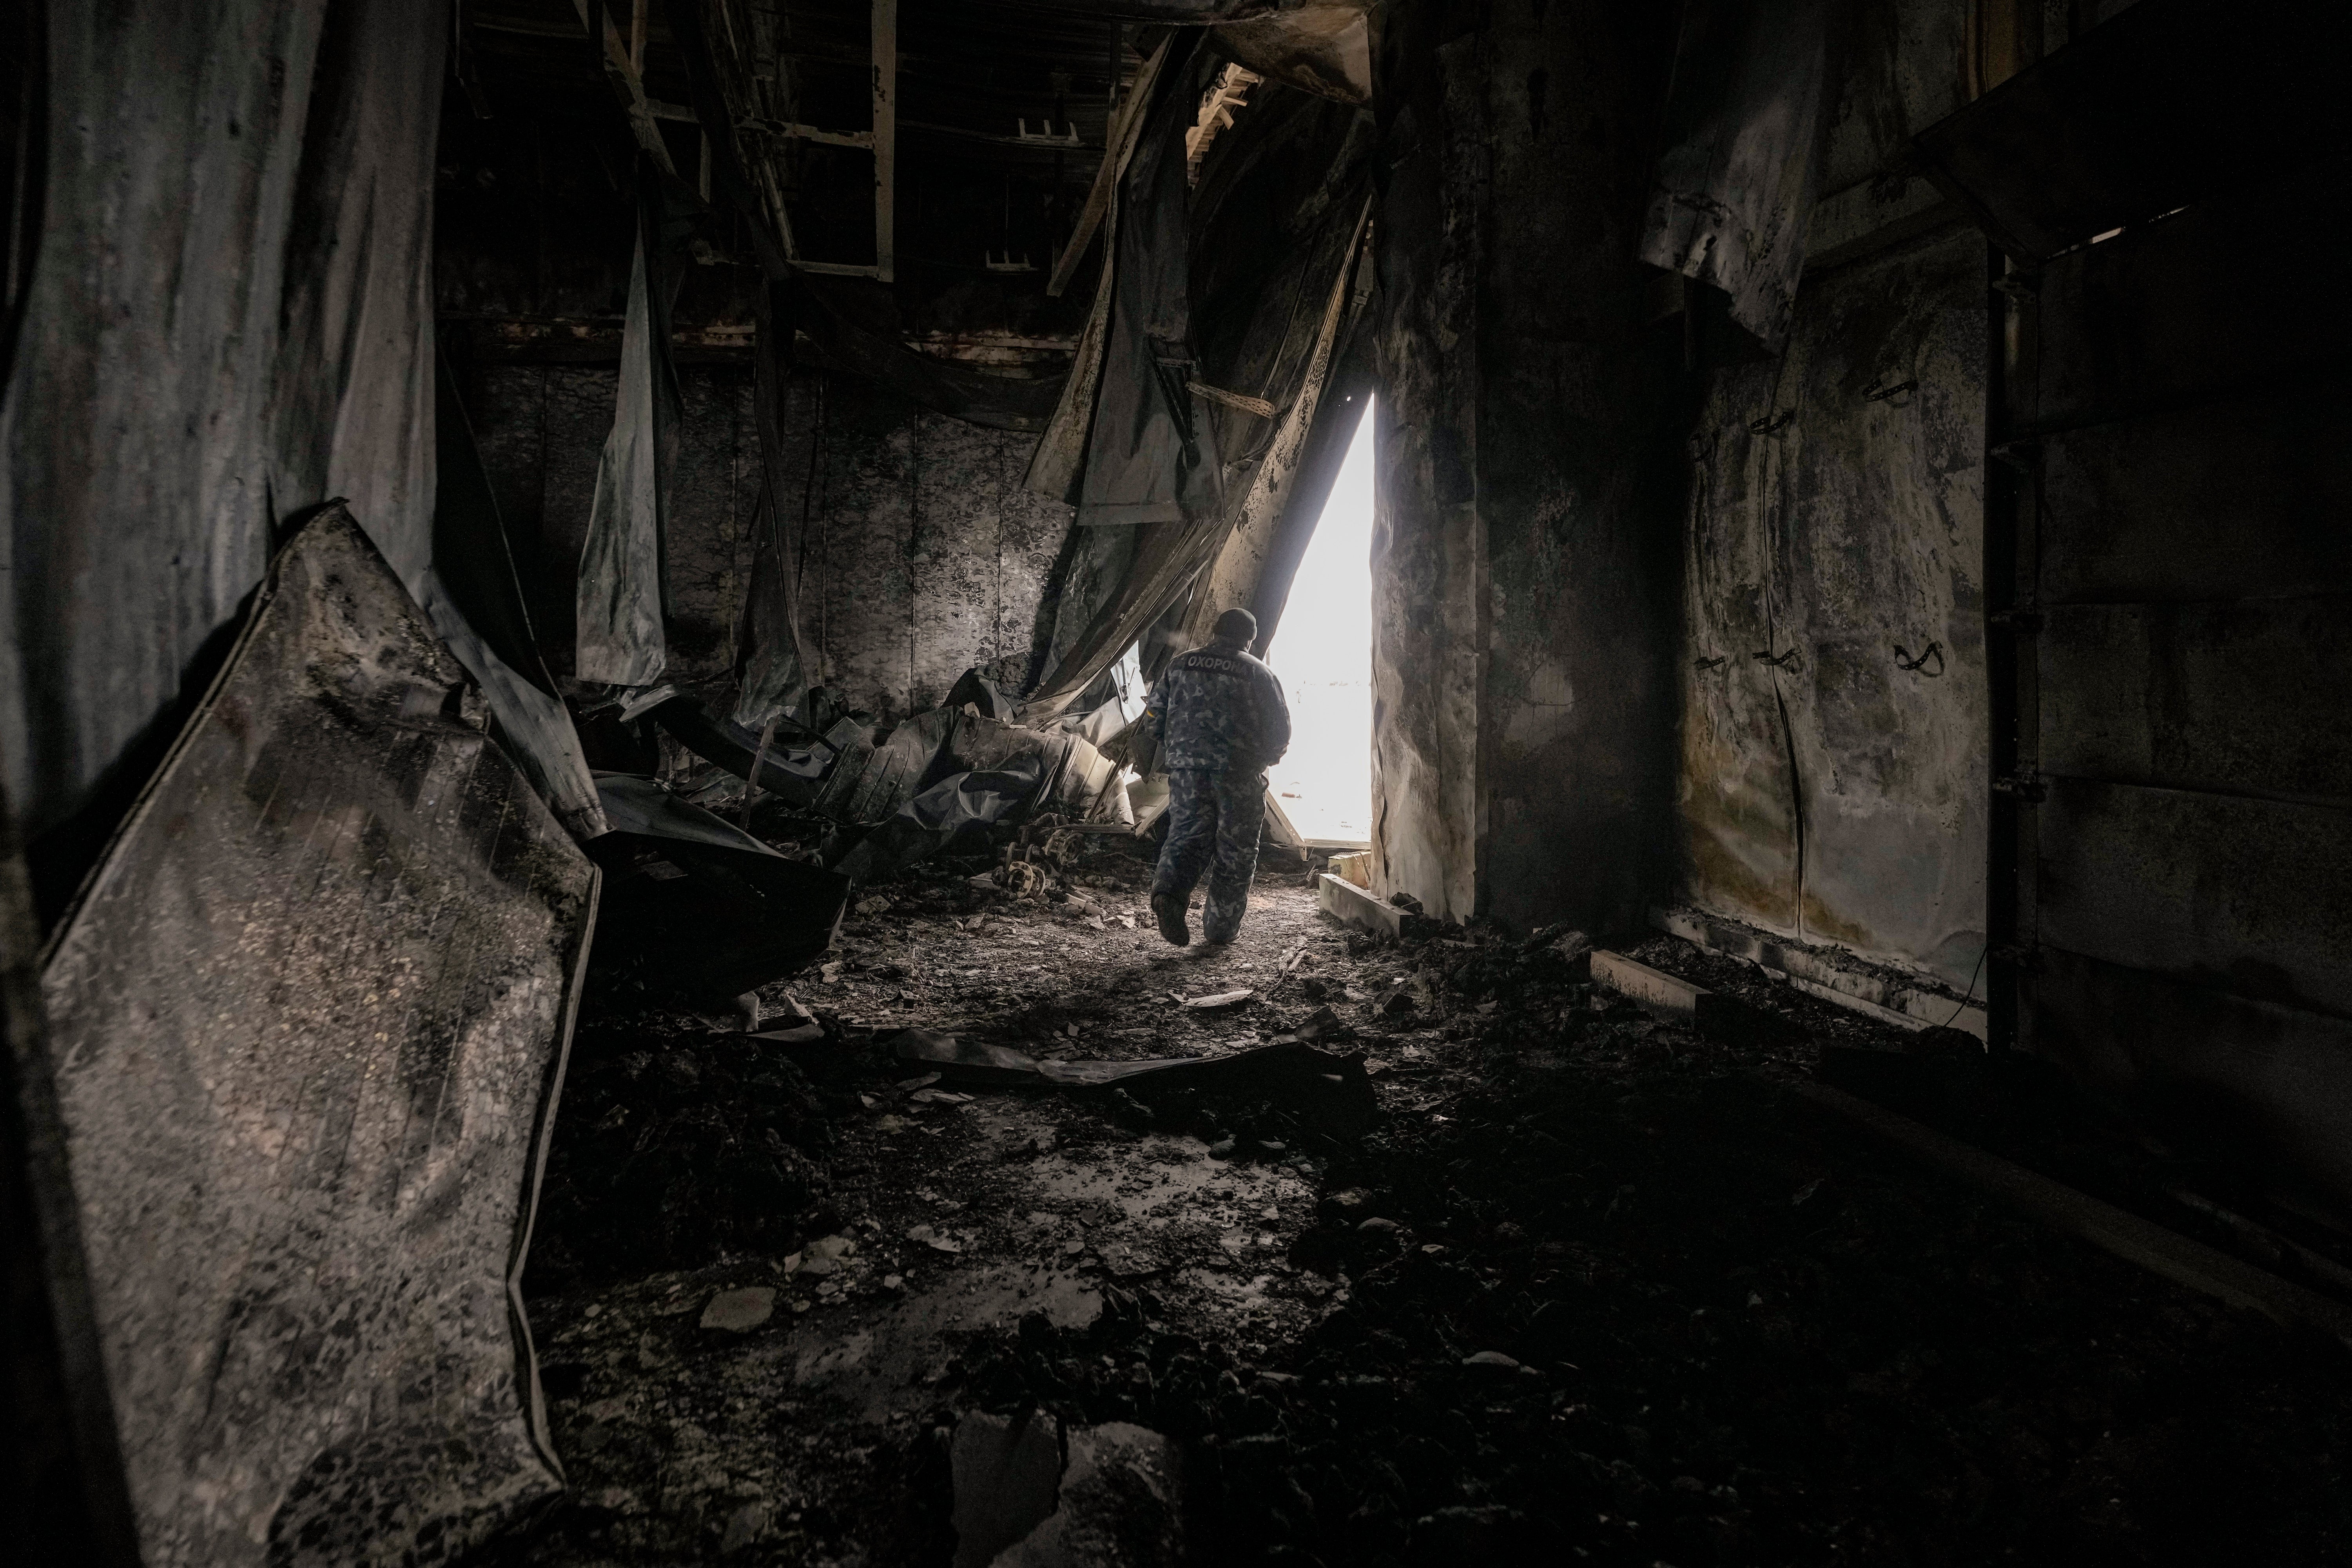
[[575, 161, 681, 687], [1022, 194, 1374, 718], [1023, 40, 1174, 505], [1636, 0, 1836, 348], [432, 353, 609, 839], [732, 489, 809, 732], [40, 509, 594, 1566], [1024, 220, 1123, 506], [0, 0, 464, 908], [1076, 37, 1223, 529], [733, 279, 812, 732]]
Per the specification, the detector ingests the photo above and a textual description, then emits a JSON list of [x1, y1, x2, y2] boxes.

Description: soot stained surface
[[500, 852, 2351, 1566]]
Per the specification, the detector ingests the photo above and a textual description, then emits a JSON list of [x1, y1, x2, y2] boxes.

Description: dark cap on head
[[1212, 607, 1258, 645]]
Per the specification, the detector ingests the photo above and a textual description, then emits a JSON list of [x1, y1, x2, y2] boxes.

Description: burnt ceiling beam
[[569, 0, 681, 178], [1045, 33, 1168, 297], [872, 0, 896, 282]]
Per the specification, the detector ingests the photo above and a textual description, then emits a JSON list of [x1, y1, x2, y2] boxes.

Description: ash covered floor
[[495, 847, 2352, 1567]]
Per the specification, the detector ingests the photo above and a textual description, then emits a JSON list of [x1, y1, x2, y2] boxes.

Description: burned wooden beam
[[571, 0, 679, 179], [1045, 34, 1168, 297], [871, 0, 897, 283]]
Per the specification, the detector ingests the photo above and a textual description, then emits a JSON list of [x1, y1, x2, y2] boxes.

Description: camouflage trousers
[[1152, 769, 1266, 943]]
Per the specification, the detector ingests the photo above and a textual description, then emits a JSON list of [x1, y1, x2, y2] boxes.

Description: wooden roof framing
[[457, 1, 1148, 321]]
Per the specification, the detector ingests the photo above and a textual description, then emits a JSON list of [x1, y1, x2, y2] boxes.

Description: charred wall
[[1669, 0, 1995, 997], [457, 355, 1070, 717], [437, 77, 1076, 718], [1368, 0, 1683, 932], [1675, 227, 1989, 993]]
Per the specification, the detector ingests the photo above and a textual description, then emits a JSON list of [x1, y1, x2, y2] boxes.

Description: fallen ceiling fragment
[[36, 509, 597, 1566]]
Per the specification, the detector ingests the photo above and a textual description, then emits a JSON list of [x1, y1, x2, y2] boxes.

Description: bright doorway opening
[[1265, 394, 1375, 845]]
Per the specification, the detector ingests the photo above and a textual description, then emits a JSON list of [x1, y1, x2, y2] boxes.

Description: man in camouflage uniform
[[1142, 607, 1292, 946]]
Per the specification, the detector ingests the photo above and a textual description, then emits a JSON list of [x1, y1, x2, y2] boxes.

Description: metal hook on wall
[[1894, 640, 1945, 676]]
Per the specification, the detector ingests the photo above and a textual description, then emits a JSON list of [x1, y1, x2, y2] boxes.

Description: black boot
[[1151, 892, 1191, 947]]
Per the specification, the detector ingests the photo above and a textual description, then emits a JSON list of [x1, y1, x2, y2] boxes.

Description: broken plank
[[872, 0, 896, 283], [1317, 872, 1401, 939], [572, 0, 679, 178], [1590, 950, 1705, 1020]]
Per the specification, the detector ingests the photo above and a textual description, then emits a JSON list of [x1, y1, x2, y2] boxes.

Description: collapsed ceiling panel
[[37, 510, 597, 1565]]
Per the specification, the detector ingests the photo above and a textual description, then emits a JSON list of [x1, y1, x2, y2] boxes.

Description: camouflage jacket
[[1142, 638, 1291, 773]]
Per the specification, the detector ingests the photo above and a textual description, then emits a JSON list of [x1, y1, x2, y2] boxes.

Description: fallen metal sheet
[[653, 687, 1131, 881], [586, 777, 849, 1003], [827, 720, 1132, 883], [595, 773, 794, 855], [943, 667, 1018, 722], [832, 766, 1045, 885], [1076, 35, 1224, 528], [37, 509, 598, 1567]]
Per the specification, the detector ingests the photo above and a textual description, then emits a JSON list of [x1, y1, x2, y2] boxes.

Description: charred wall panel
[[1473, 0, 1682, 934], [810, 380, 917, 714], [2033, 946, 2352, 1215], [1677, 224, 1989, 991], [2039, 597, 2352, 803], [2035, 780, 2352, 1018], [1367, 16, 1484, 923], [2002, 178, 2352, 1215], [665, 366, 760, 675], [2036, 386, 2352, 605], [2028, 196, 2352, 437]]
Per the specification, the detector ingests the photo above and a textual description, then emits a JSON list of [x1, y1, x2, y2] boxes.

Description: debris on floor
[[490, 827, 2352, 1567]]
